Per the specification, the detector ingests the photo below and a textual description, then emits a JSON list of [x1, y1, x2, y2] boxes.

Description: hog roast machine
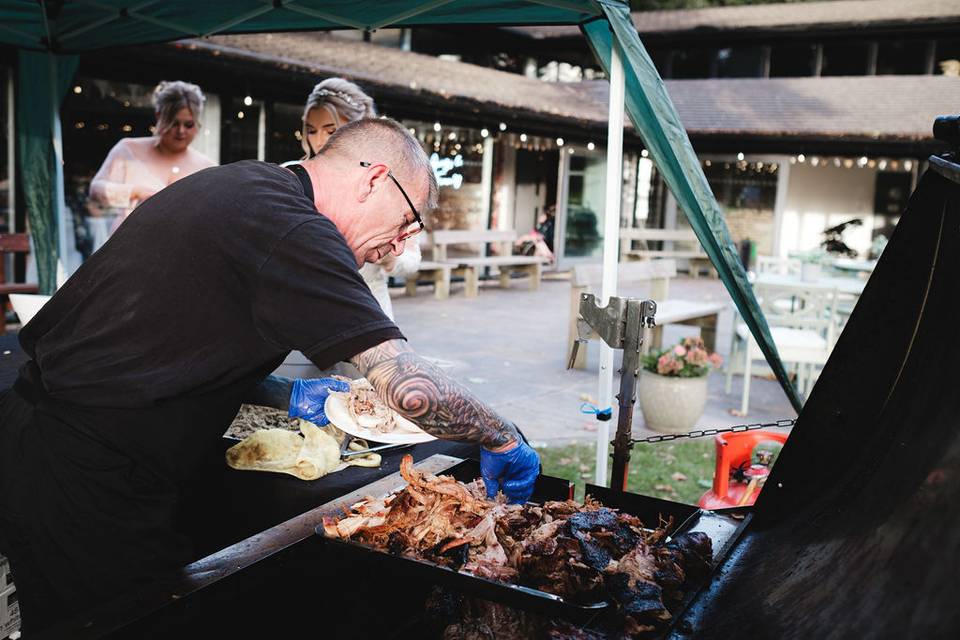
[[33, 117, 960, 639]]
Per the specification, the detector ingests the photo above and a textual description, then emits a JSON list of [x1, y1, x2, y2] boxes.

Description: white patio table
[[753, 272, 867, 296]]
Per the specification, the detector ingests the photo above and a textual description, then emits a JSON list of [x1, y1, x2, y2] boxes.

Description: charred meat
[[326, 455, 713, 635]]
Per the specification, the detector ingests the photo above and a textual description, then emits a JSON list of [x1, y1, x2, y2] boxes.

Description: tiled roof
[[583, 75, 960, 141], [510, 0, 960, 39], [187, 33, 605, 128], [185, 33, 956, 142]]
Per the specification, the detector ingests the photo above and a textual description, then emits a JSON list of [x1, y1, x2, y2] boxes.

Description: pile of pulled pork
[[323, 455, 712, 636]]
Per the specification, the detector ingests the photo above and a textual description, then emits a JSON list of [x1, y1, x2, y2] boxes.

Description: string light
[[857, 156, 868, 167], [237, 111, 245, 119], [243, 95, 253, 106], [568, 147, 575, 154], [448, 131, 457, 140], [519, 133, 528, 142], [480, 128, 489, 138], [73, 85, 82, 94], [904, 160, 913, 171], [587, 142, 595, 151], [736, 152, 745, 161], [640, 149, 648, 158], [556, 137, 564, 146], [498, 122, 507, 131], [797, 153, 805, 163]]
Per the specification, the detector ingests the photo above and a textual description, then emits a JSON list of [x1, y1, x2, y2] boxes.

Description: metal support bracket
[[570, 294, 657, 490]]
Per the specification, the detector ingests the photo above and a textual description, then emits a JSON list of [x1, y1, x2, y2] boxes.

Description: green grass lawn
[[535, 439, 716, 505]]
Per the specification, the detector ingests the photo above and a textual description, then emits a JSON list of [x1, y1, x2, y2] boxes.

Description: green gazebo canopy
[[0, 0, 803, 412]]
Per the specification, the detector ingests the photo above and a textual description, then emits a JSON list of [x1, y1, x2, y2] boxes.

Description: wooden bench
[[567, 259, 726, 369], [430, 229, 546, 298], [1, 233, 39, 334], [403, 260, 453, 300], [619, 227, 715, 278]]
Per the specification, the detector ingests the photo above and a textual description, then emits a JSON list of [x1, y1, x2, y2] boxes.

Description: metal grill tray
[[313, 460, 722, 625]]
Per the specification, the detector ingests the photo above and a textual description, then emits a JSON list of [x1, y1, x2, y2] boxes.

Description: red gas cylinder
[[698, 431, 787, 510]]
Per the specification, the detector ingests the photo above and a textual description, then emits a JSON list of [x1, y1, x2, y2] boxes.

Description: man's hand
[[481, 440, 540, 504], [287, 378, 349, 425]]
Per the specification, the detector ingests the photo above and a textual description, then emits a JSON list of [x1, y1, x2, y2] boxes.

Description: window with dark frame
[[672, 48, 714, 79], [266, 102, 306, 164], [716, 46, 765, 78], [770, 43, 818, 77], [820, 42, 870, 76], [934, 38, 960, 75], [876, 40, 930, 75], [220, 96, 261, 164], [1, 67, 10, 235]]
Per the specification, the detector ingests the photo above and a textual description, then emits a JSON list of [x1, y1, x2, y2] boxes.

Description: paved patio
[[392, 272, 797, 446]]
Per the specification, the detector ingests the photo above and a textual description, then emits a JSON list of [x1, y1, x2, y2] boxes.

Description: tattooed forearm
[[243, 375, 294, 410], [351, 339, 520, 448]]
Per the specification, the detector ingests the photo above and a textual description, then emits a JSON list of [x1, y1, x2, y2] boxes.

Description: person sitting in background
[[292, 77, 421, 319], [514, 205, 555, 264], [89, 80, 216, 235]]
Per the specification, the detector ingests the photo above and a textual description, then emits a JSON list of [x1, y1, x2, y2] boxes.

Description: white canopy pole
[[48, 52, 69, 288], [595, 42, 625, 485]]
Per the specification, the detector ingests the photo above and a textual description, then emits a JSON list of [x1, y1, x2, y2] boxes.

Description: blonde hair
[[301, 78, 376, 158], [152, 80, 205, 134]]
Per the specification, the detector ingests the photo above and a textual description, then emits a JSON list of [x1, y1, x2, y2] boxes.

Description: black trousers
[[0, 385, 192, 636]]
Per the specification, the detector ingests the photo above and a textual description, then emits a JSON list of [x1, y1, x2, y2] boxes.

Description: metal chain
[[629, 417, 796, 445]]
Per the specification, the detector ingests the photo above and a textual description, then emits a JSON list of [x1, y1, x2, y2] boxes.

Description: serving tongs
[[341, 442, 414, 459]]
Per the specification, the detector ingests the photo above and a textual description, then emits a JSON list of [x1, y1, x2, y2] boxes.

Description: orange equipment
[[698, 431, 788, 510]]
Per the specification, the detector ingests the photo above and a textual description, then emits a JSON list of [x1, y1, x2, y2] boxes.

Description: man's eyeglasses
[[360, 161, 424, 241]]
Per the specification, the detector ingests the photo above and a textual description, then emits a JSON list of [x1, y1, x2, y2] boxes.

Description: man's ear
[[357, 162, 389, 203]]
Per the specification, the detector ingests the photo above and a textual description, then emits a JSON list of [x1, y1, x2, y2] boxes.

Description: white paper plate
[[324, 392, 436, 445]]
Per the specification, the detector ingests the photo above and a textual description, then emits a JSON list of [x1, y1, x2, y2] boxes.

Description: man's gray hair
[[319, 117, 439, 212], [152, 80, 205, 133]]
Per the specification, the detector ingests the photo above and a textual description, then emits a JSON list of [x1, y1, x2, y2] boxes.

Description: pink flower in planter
[[673, 345, 687, 357], [709, 352, 724, 367], [657, 353, 682, 375], [686, 347, 708, 366]]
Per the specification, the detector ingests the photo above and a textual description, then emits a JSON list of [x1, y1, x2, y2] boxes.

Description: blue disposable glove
[[288, 378, 350, 425], [480, 439, 541, 504]]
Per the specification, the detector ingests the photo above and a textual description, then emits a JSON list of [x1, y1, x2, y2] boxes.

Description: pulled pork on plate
[[323, 455, 712, 635], [344, 378, 398, 433]]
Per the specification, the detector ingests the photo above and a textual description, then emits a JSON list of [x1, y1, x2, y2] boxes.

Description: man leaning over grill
[[0, 117, 540, 634]]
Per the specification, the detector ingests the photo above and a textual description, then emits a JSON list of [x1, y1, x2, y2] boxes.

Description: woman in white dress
[[89, 81, 216, 241], [293, 78, 421, 320]]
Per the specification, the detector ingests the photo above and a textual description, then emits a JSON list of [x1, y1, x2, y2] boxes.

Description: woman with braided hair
[[291, 78, 422, 320]]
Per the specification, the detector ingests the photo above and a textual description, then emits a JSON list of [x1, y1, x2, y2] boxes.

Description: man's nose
[[390, 237, 407, 257]]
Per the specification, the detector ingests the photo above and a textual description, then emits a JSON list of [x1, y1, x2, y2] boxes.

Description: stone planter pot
[[638, 370, 709, 434]]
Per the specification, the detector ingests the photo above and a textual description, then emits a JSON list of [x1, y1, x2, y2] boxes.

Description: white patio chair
[[755, 255, 801, 276], [725, 284, 840, 415]]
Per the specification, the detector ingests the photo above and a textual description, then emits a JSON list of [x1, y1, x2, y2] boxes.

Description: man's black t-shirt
[[20, 160, 402, 409]]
